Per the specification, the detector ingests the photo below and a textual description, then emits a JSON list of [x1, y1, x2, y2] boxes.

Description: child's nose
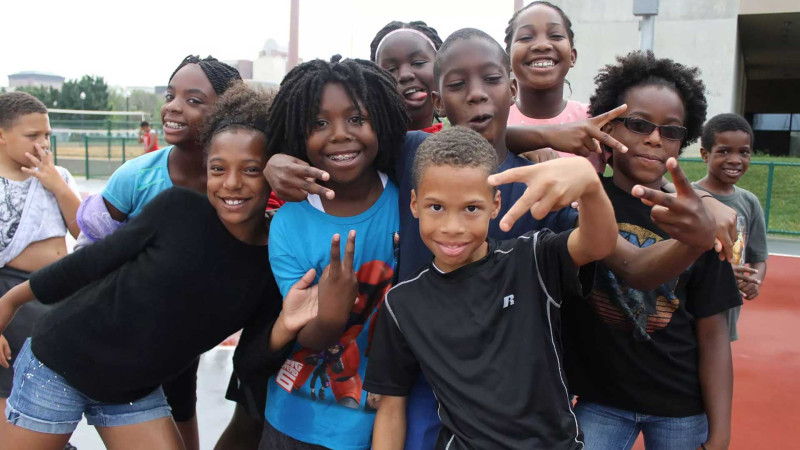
[[398, 65, 415, 82], [466, 86, 488, 104], [223, 172, 242, 189], [644, 128, 662, 146]]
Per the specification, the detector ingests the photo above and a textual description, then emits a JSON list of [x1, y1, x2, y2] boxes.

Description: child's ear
[[410, 189, 420, 219], [432, 91, 446, 118], [570, 48, 578, 68], [491, 190, 502, 219], [700, 147, 710, 163], [0, 127, 6, 145], [509, 77, 518, 105]]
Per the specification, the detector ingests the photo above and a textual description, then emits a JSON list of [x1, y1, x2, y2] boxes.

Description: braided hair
[[369, 21, 443, 62], [169, 55, 242, 95], [198, 81, 275, 155], [504, 1, 575, 53], [589, 51, 707, 151], [266, 55, 409, 177]]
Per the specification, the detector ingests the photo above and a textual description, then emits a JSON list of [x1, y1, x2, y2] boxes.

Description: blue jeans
[[575, 401, 708, 450], [5, 338, 172, 434]]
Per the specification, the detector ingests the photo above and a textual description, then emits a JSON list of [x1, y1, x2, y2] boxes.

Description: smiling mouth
[[436, 241, 468, 257], [722, 168, 742, 177], [164, 121, 187, 130], [527, 59, 557, 69], [327, 152, 360, 163]]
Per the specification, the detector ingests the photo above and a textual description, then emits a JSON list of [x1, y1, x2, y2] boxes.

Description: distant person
[[693, 113, 768, 340], [0, 92, 81, 440], [138, 120, 159, 153]]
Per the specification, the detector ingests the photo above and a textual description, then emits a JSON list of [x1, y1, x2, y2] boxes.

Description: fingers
[[733, 266, 759, 275], [487, 165, 536, 187], [718, 228, 734, 262], [342, 230, 356, 272], [329, 234, 341, 274], [292, 268, 318, 290], [665, 158, 693, 197], [589, 104, 628, 153], [734, 272, 761, 285], [499, 188, 545, 231], [0, 336, 9, 369], [592, 104, 628, 126], [632, 185, 676, 209]]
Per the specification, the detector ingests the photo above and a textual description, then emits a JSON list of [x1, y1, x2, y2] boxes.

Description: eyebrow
[[516, 22, 565, 31], [628, 111, 684, 124]]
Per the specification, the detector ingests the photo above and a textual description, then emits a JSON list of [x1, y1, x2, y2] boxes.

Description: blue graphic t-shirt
[[266, 180, 399, 450], [102, 146, 173, 218]]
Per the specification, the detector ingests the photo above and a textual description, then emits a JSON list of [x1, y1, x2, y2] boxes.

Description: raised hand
[[488, 157, 600, 232], [544, 104, 629, 157], [318, 231, 358, 324], [631, 158, 716, 250], [519, 148, 561, 164], [20, 143, 67, 193], [281, 268, 320, 333], [264, 154, 334, 202]]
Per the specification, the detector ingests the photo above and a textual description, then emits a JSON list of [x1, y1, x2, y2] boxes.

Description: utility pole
[[634, 0, 659, 52], [287, 0, 300, 72]]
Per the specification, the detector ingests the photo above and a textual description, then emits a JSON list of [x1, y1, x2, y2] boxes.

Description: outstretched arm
[[505, 104, 629, 158], [604, 159, 717, 290]]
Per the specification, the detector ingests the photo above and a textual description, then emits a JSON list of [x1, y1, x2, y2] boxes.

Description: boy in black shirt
[[564, 51, 741, 450], [364, 126, 618, 449]]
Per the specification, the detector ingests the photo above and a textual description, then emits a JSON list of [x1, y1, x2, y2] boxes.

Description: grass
[[675, 156, 800, 236]]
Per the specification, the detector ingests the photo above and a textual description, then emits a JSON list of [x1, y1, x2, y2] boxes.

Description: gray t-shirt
[[692, 183, 769, 341]]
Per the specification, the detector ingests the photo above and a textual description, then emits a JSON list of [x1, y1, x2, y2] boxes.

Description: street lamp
[[80, 91, 86, 130]]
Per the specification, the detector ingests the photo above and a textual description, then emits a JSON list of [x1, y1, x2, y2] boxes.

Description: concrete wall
[[543, 1, 741, 153]]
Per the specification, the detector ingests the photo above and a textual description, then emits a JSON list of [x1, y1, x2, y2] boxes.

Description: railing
[[679, 158, 800, 236], [51, 135, 144, 179]]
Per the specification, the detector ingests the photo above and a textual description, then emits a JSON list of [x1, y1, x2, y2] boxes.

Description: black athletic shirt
[[29, 187, 283, 403], [364, 230, 586, 450], [563, 177, 742, 417]]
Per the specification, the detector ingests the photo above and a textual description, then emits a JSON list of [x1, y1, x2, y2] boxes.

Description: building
[[224, 60, 254, 80], [253, 39, 301, 86], [550, 0, 799, 155], [8, 71, 65, 89]]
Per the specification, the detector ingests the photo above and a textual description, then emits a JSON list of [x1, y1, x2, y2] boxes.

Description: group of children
[[0, 1, 769, 449]]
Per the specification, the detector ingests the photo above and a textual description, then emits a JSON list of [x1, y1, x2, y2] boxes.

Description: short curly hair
[[198, 81, 275, 155], [0, 92, 48, 129], [412, 126, 498, 190], [589, 51, 707, 150], [701, 113, 753, 150]]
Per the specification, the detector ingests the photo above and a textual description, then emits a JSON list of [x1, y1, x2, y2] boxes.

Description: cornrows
[[265, 55, 409, 177], [169, 55, 242, 95]]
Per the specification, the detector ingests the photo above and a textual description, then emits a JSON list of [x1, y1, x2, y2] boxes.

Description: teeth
[[165, 121, 186, 129], [329, 153, 358, 162], [224, 199, 245, 206], [404, 87, 421, 95], [529, 60, 556, 68]]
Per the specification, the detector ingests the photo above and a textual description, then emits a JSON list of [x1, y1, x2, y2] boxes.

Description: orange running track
[[632, 254, 800, 449]]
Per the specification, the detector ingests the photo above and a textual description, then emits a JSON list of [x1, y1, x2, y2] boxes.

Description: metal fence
[[51, 135, 144, 179], [679, 158, 800, 236]]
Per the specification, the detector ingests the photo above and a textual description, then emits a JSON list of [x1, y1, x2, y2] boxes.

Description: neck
[[409, 113, 434, 132], [168, 143, 207, 192], [0, 150, 27, 181], [612, 170, 660, 196], [320, 169, 383, 217], [493, 136, 509, 164], [222, 216, 269, 246], [516, 83, 568, 119], [697, 175, 735, 196]]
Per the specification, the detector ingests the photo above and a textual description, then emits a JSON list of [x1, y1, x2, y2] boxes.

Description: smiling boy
[[365, 126, 617, 449]]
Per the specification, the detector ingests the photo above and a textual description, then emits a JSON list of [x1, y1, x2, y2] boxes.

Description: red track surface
[[633, 255, 800, 449]]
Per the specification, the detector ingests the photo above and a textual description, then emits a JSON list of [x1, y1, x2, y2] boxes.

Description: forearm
[[0, 281, 35, 332], [570, 182, 617, 266], [605, 238, 703, 290], [697, 313, 733, 449], [372, 396, 407, 450], [505, 125, 548, 155], [269, 315, 297, 352], [296, 314, 347, 352], [752, 261, 767, 284], [53, 183, 82, 238]]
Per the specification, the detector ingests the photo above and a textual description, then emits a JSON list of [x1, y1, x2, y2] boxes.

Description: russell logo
[[503, 294, 515, 309]]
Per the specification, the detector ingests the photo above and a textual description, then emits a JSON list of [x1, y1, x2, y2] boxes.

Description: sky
[[1, 0, 518, 89]]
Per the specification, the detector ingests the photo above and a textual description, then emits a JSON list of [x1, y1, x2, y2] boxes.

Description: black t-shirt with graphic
[[564, 177, 741, 417], [365, 230, 586, 450]]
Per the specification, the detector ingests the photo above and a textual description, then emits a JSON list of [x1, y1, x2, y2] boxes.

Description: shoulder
[[404, 130, 430, 149], [385, 267, 431, 310], [54, 166, 74, 182], [735, 186, 761, 206], [503, 153, 533, 170], [567, 100, 590, 117]]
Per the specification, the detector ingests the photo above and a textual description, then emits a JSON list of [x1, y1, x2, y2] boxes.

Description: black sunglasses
[[612, 117, 687, 141]]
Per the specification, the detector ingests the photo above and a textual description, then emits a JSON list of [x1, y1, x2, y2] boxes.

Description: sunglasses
[[612, 117, 687, 141]]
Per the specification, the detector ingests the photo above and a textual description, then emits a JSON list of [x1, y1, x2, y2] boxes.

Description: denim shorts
[[5, 338, 173, 434]]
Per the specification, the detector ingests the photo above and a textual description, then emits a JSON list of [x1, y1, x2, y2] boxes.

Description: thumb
[[292, 268, 317, 291]]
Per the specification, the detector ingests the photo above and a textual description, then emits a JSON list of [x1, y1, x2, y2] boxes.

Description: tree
[[60, 75, 110, 114], [16, 85, 60, 108], [108, 89, 164, 122]]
